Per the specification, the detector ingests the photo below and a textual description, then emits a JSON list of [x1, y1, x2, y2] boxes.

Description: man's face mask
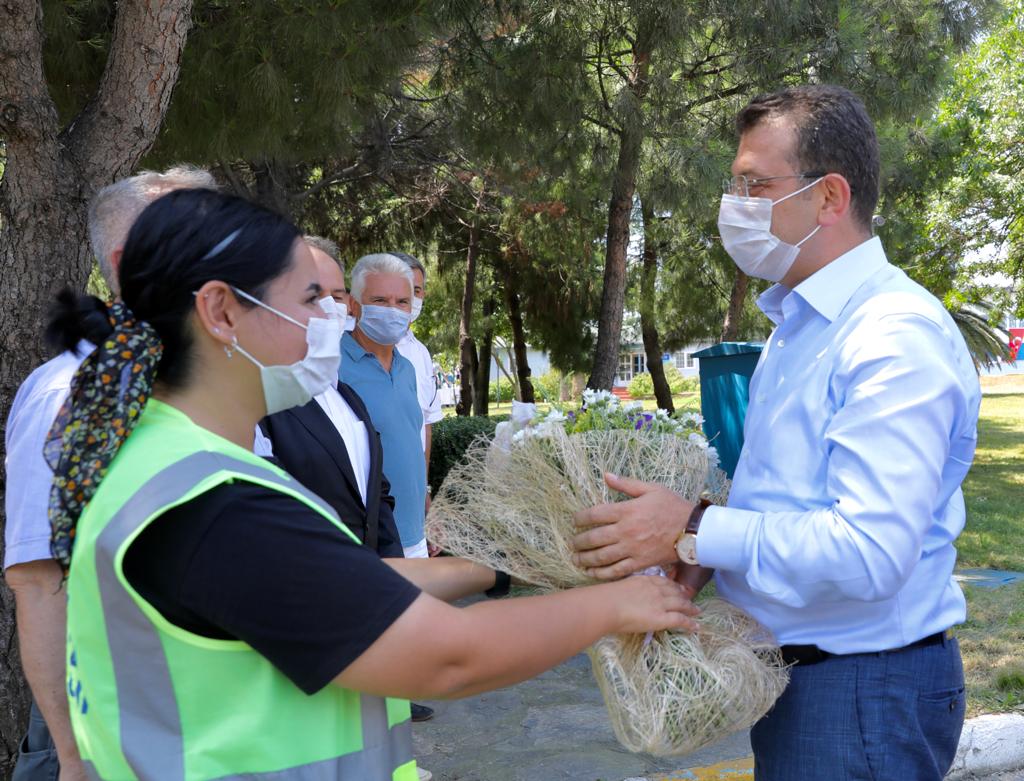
[[717, 176, 823, 282], [357, 304, 411, 345], [410, 296, 424, 322]]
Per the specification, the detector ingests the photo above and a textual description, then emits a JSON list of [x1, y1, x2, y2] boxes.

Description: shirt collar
[[756, 236, 888, 325], [342, 331, 374, 362], [342, 331, 399, 365]]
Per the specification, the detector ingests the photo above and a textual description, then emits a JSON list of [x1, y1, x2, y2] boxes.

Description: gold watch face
[[676, 533, 698, 565]]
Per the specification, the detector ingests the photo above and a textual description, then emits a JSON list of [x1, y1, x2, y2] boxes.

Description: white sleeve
[[4, 387, 68, 568]]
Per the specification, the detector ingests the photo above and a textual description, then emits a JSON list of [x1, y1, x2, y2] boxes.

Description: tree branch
[[68, 0, 194, 189]]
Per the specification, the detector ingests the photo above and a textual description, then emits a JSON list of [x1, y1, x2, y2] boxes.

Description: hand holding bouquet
[[426, 390, 788, 755]]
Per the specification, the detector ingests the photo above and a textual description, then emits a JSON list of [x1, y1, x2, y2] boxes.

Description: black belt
[[780, 629, 952, 667]]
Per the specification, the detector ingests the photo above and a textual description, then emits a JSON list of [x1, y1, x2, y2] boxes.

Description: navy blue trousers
[[12, 701, 60, 781], [751, 636, 965, 780]]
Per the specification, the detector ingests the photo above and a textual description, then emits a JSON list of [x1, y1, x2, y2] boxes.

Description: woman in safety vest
[[47, 189, 699, 781]]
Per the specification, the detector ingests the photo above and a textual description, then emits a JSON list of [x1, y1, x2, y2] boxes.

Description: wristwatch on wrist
[[675, 498, 712, 566]]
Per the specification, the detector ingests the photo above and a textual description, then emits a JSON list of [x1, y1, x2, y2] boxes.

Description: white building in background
[[613, 343, 712, 386], [486, 342, 713, 386]]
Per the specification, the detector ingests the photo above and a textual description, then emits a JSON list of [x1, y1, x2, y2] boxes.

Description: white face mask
[[231, 287, 341, 415], [357, 304, 412, 345], [318, 295, 346, 323], [410, 296, 424, 322], [717, 177, 823, 282]]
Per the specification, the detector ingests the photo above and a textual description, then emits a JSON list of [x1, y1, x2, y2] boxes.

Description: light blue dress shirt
[[339, 332, 425, 548], [698, 238, 981, 653]]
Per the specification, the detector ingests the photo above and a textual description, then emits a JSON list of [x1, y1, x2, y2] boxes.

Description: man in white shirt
[[258, 237, 405, 559], [571, 85, 980, 780], [4, 166, 215, 780], [391, 253, 444, 518], [257, 239, 433, 741]]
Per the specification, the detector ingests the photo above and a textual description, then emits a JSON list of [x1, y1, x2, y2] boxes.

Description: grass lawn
[[958, 373, 1024, 715], [465, 392, 703, 419]]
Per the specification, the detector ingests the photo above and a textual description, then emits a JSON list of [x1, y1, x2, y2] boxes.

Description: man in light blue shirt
[[573, 85, 980, 780], [339, 253, 427, 558]]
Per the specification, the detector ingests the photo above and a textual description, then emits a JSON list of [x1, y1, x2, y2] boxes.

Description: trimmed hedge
[[628, 365, 700, 398], [488, 377, 515, 403], [429, 415, 499, 494]]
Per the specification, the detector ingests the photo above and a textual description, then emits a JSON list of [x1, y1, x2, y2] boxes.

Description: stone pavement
[[413, 569, 1024, 781], [412, 647, 752, 781]]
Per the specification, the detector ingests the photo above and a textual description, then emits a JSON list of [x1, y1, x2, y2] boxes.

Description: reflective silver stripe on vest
[[94, 451, 412, 780]]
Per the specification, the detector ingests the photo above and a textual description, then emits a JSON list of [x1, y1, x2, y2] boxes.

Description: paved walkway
[[413, 648, 753, 781], [414, 570, 1024, 781]]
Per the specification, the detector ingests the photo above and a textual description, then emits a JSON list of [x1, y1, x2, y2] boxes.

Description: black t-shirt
[[122, 481, 421, 695]]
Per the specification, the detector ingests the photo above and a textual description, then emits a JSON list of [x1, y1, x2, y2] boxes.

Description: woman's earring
[[224, 336, 237, 359]]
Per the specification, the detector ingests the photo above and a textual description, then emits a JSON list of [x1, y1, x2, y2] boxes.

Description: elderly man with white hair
[[340, 253, 427, 559], [4, 166, 215, 780]]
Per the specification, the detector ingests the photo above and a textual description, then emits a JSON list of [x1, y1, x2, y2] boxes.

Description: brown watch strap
[[685, 498, 713, 536]]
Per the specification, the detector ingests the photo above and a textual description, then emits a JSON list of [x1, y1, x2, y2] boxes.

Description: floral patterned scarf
[[44, 301, 163, 573]]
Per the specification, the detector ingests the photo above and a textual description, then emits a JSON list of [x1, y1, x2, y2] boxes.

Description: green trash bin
[[692, 342, 764, 479]]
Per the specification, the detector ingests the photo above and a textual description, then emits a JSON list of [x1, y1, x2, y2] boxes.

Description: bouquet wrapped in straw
[[426, 391, 789, 756]]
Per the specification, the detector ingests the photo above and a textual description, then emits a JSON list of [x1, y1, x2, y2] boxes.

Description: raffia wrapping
[[425, 427, 789, 756]]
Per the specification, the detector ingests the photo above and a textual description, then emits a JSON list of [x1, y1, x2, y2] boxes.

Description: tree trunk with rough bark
[[503, 266, 535, 403], [639, 197, 674, 412], [456, 221, 480, 417], [587, 42, 651, 391], [252, 159, 294, 218], [0, 1, 192, 772], [721, 268, 749, 342], [473, 296, 495, 416]]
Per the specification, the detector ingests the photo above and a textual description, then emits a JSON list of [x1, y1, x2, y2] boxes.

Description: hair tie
[[45, 300, 163, 573]]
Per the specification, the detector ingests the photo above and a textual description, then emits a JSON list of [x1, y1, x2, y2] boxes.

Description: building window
[[617, 352, 646, 382], [618, 353, 633, 381], [632, 353, 646, 377], [675, 352, 695, 370]]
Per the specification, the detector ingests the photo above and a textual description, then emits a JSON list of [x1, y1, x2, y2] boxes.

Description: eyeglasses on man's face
[[723, 172, 825, 198]]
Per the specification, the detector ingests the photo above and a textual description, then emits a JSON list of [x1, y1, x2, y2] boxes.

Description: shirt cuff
[[4, 535, 55, 570], [695, 505, 761, 573]]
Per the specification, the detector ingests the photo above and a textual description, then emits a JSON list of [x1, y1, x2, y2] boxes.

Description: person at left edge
[[51, 188, 700, 780], [4, 166, 216, 781]]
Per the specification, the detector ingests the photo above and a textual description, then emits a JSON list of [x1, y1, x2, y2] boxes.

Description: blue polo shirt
[[339, 332, 426, 548]]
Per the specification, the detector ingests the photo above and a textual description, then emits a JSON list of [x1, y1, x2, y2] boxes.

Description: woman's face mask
[[231, 287, 341, 414]]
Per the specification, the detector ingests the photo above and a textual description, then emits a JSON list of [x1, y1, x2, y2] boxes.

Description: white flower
[[624, 400, 644, 412], [706, 445, 720, 467], [680, 412, 704, 428], [544, 409, 567, 424], [688, 432, 709, 449], [582, 388, 615, 407], [654, 408, 670, 420]]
